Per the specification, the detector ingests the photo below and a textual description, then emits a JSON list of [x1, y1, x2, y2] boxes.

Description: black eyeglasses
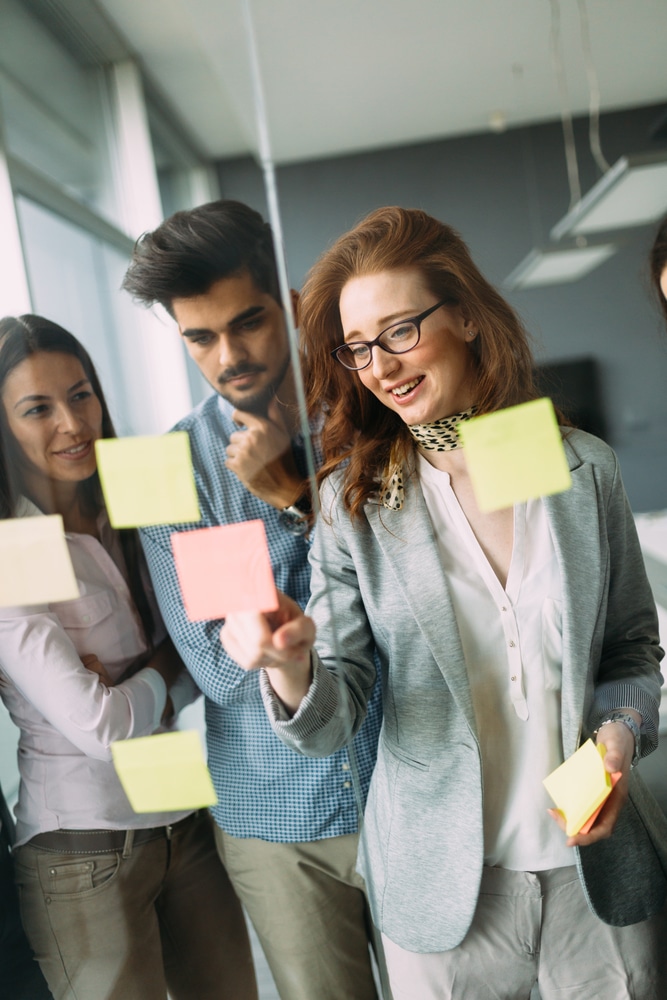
[[331, 298, 451, 371]]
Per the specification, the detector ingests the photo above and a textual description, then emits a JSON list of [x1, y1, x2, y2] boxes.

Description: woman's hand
[[220, 591, 315, 715], [80, 653, 113, 687], [548, 713, 639, 847]]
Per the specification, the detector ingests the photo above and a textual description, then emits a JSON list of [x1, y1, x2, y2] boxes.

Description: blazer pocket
[[382, 734, 430, 771]]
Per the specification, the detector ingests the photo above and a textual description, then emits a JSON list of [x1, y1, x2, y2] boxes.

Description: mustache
[[217, 363, 266, 385]]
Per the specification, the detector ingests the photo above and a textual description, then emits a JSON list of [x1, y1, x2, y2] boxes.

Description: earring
[[466, 328, 477, 340]]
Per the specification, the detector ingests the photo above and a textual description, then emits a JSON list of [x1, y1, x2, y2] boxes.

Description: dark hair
[[122, 199, 281, 314], [649, 214, 667, 326], [300, 206, 539, 518], [0, 315, 153, 641]]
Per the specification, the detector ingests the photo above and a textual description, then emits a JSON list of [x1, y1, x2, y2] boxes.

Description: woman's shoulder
[[561, 427, 618, 474]]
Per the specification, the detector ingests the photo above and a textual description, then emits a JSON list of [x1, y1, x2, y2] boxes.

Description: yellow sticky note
[[458, 398, 572, 512], [543, 739, 614, 836], [96, 433, 201, 528], [111, 730, 217, 813], [0, 515, 78, 607]]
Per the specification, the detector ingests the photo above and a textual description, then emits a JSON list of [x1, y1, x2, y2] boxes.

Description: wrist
[[593, 711, 642, 767]]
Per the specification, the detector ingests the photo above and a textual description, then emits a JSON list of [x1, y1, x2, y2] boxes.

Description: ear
[[290, 289, 300, 327]]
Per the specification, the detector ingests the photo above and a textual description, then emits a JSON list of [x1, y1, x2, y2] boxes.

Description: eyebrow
[[14, 378, 90, 409], [343, 309, 419, 342], [181, 305, 266, 339]]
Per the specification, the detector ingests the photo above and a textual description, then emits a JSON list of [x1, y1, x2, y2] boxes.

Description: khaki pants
[[215, 827, 380, 1000], [383, 865, 667, 1000], [14, 811, 257, 1000]]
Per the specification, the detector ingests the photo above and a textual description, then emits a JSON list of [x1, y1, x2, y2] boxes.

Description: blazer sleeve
[[587, 450, 664, 756], [261, 475, 377, 756]]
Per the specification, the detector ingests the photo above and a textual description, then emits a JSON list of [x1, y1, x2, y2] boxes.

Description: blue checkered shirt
[[140, 393, 382, 841]]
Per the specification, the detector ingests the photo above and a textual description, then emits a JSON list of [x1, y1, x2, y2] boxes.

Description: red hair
[[300, 207, 538, 518]]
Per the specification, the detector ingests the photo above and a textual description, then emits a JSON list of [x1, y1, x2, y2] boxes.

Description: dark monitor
[[534, 357, 607, 441]]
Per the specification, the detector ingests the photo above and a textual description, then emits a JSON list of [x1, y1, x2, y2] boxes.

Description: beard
[[215, 352, 291, 416]]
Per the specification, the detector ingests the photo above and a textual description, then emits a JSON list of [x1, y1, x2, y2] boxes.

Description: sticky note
[[0, 515, 79, 607], [95, 433, 201, 528], [171, 520, 279, 621], [111, 730, 217, 813], [457, 398, 572, 512], [543, 739, 621, 836]]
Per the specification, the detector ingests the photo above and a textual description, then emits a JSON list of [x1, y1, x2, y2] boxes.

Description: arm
[[552, 450, 663, 846], [0, 608, 169, 760], [222, 476, 378, 756]]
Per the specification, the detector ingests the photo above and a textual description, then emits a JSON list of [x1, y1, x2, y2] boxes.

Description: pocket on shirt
[[541, 597, 563, 691], [50, 591, 114, 631]]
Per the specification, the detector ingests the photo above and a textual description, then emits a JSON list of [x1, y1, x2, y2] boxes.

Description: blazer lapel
[[543, 436, 603, 756], [365, 472, 478, 736]]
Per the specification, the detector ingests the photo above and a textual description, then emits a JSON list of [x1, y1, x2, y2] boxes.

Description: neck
[[21, 472, 92, 533]]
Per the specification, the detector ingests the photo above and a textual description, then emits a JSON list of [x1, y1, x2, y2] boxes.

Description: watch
[[593, 712, 641, 768], [278, 496, 311, 536]]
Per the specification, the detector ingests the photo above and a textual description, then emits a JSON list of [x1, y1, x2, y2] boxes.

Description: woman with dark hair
[[0, 315, 257, 1000], [222, 208, 667, 999], [649, 214, 667, 325]]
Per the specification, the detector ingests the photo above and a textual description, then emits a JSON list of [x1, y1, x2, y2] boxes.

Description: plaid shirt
[[140, 393, 382, 841]]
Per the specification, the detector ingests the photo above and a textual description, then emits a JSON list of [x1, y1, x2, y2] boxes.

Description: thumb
[[231, 408, 265, 429]]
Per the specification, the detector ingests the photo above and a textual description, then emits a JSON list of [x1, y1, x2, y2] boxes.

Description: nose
[[56, 403, 84, 434], [218, 334, 246, 368], [369, 345, 400, 380]]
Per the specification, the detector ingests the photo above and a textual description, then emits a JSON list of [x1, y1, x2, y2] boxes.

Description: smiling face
[[1, 351, 103, 496], [173, 271, 292, 416], [338, 268, 478, 426]]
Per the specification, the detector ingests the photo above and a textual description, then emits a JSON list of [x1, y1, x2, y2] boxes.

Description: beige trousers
[[382, 865, 667, 1000], [14, 810, 257, 1000], [215, 827, 381, 1000]]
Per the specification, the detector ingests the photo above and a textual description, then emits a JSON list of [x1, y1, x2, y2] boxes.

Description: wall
[[217, 102, 667, 512]]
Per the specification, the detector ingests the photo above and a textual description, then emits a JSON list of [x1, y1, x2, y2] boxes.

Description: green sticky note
[[96, 433, 201, 528], [543, 739, 615, 836], [0, 514, 79, 607], [457, 398, 572, 512], [111, 730, 217, 813]]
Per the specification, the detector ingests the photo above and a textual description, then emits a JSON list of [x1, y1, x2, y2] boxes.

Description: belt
[[27, 812, 198, 855]]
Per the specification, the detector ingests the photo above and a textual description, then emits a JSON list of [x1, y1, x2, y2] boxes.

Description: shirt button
[[501, 606, 508, 612], [511, 676, 517, 682], [509, 640, 516, 647], [82, 615, 91, 623], [342, 762, 350, 771], [343, 781, 351, 789]]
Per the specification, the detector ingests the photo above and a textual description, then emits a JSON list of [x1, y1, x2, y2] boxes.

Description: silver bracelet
[[593, 711, 641, 768]]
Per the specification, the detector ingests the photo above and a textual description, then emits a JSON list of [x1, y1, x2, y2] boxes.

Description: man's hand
[[227, 399, 305, 509], [548, 714, 638, 847], [220, 591, 315, 715], [81, 653, 113, 687]]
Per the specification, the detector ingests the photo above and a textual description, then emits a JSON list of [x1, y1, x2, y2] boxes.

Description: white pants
[[382, 865, 666, 1000]]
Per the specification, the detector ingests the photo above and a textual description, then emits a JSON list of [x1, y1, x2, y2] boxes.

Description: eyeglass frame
[[330, 297, 453, 371]]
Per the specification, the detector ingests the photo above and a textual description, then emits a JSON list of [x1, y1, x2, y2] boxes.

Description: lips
[[387, 375, 425, 402], [53, 441, 93, 459]]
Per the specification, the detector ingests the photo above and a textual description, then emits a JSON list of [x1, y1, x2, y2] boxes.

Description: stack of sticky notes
[[111, 730, 217, 813], [543, 739, 621, 836], [457, 397, 572, 512]]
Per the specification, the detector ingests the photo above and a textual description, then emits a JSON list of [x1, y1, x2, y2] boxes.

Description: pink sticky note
[[171, 520, 279, 621]]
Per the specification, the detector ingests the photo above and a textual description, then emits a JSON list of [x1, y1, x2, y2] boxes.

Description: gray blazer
[[265, 430, 667, 953]]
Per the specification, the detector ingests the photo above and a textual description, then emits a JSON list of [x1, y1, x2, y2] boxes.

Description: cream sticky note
[[111, 730, 217, 813], [457, 398, 572, 512], [95, 433, 201, 528], [0, 514, 79, 607], [543, 739, 619, 836], [171, 520, 279, 621]]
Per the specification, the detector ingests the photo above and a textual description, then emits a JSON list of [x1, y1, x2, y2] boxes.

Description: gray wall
[[217, 103, 667, 511]]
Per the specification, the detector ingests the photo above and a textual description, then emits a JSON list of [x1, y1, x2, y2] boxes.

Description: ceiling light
[[551, 152, 667, 240], [503, 240, 617, 291]]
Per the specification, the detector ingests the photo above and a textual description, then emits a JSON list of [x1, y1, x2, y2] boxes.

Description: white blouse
[[418, 455, 572, 870], [0, 498, 197, 845]]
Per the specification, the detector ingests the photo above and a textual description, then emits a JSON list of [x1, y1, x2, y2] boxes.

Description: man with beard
[[122, 201, 382, 1000]]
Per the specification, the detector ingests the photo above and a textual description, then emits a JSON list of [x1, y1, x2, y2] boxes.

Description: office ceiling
[[97, 0, 667, 164]]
